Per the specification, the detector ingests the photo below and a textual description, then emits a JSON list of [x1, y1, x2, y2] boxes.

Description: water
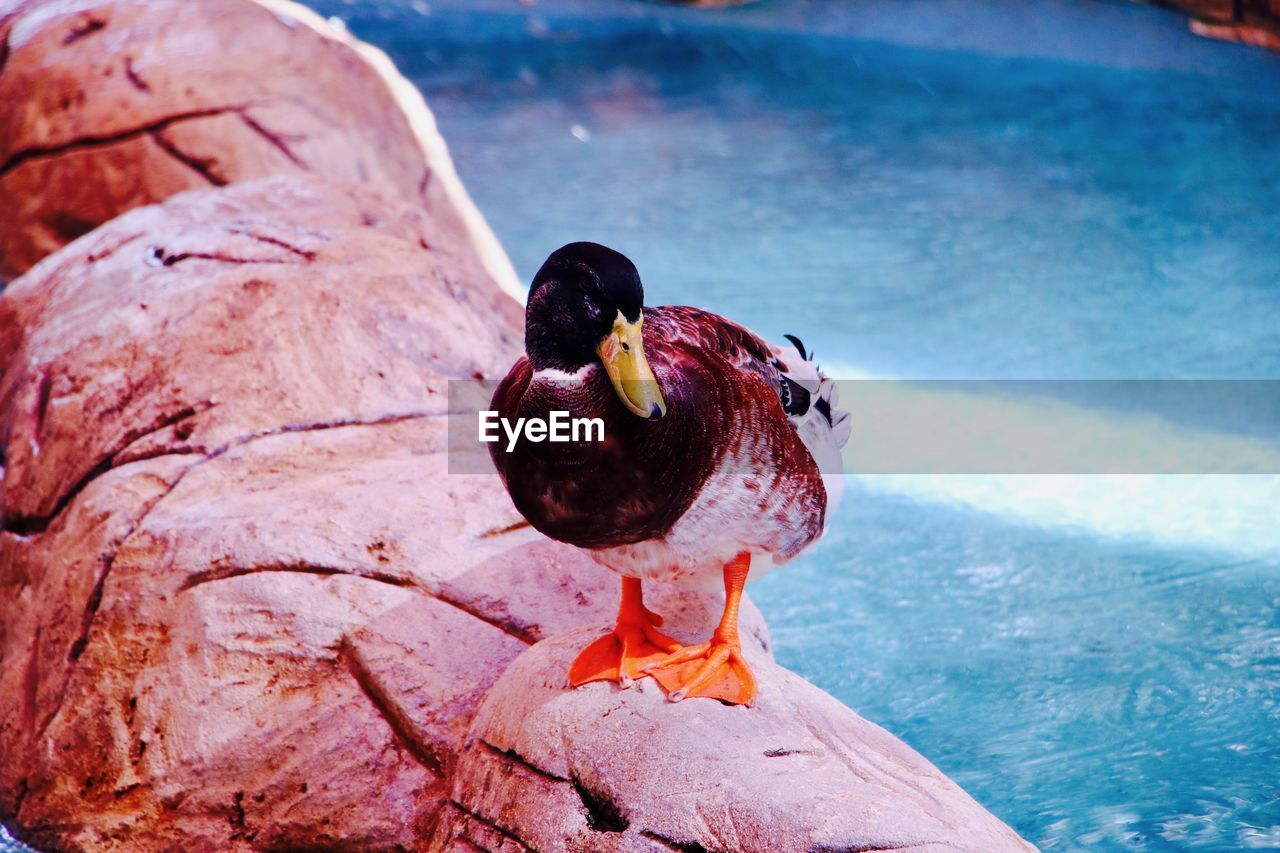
[[8, 1, 1279, 849], [773, 488, 1280, 849], [303, 1, 1280, 849], [357, 0, 1280, 382]]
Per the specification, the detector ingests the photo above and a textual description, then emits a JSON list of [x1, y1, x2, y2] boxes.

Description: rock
[[0, 177, 782, 849], [1189, 16, 1280, 50], [0, 176, 521, 527], [0, 176, 504, 847], [438, 630, 1034, 852], [1157, 1, 1280, 51], [0, 0, 518, 295]]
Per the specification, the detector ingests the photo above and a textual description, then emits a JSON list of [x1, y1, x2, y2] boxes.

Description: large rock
[[0, 174, 522, 527], [1160, 0, 1280, 50], [0, 0, 518, 294], [438, 631, 1033, 852], [0, 177, 776, 850]]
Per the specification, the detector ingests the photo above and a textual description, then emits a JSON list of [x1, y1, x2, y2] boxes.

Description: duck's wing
[[647, 305, 852, 457]]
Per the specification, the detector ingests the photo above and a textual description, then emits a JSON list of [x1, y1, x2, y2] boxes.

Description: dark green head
[[524, 242, 665, 418]]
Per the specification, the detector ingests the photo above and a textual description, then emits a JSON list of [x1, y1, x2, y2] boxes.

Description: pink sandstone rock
[[1190, 17, 1280, 50], [0, 177, 786, 850], [0, 175, 521, 527], [438, 630, 1034, 852], [1158, 0, 1280, 50], [0, 0, 519, 294]]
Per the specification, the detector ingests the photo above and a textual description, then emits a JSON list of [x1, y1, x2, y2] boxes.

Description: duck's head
[[525, 242, 667, 420]]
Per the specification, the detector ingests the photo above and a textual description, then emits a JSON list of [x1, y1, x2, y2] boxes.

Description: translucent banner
[[448, 379, 1280, 475]]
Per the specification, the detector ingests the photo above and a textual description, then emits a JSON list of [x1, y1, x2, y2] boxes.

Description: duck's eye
[[620, 342, 630, 352]]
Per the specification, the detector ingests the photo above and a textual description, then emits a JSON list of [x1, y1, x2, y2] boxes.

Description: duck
[[489, 242, 851, 705]]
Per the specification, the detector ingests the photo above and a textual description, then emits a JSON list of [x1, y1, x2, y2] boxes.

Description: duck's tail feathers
[[815, 377, 853, 448], [767, 336, 851, 521], [773, 339, 852, 448], [771, 342, 846, 513]]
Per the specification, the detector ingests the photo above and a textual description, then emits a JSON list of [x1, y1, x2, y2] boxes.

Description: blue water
[[341, 0, 1280, 382], [8, 2, 1279, 850], [297, 1, 1280, 849]]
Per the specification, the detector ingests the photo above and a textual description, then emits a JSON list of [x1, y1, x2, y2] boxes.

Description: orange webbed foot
[[644, 639, 757, 706], [569, 609, 681, 688]]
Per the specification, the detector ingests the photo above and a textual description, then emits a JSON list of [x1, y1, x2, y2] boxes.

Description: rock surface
[[1161, 0, 1280, 50], [0, 177, 784, 850], [438, 631, 1032, 852], [0, 0, 518, 294]]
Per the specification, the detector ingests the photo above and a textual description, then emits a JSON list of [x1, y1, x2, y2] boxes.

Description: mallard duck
[[490, 242, 850, 705]]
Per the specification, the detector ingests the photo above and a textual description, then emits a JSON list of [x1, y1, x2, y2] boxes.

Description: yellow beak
[[596, 312, 667, 420]]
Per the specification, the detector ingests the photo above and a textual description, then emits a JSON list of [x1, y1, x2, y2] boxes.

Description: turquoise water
[[340, 0, 1280, 383], [301, 1, 1280, 849], [6, 1, 1279, 850]]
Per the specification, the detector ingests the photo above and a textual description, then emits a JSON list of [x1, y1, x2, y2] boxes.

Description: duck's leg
[[644, 552, 757, 705], [569, 576, 682, 688]]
